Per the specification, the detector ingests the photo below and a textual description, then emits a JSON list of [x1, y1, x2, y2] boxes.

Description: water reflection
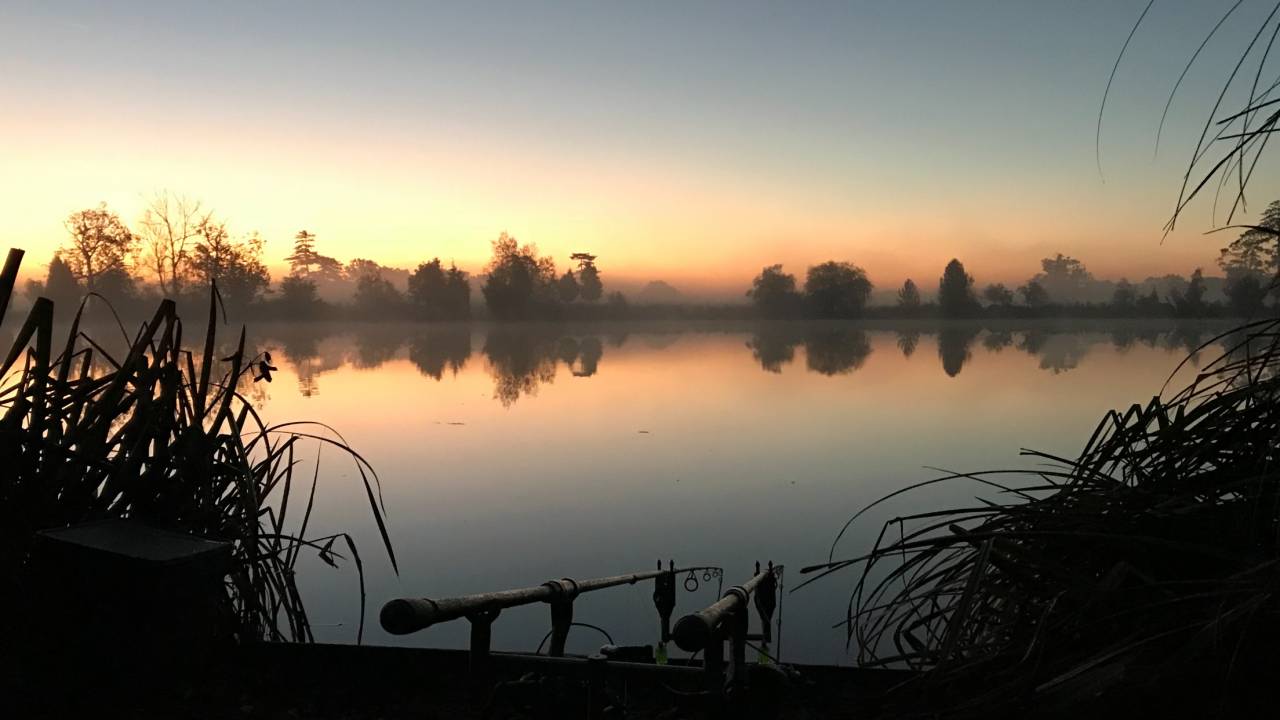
[[574, 337, 603, 377], [481, 329, 561, 407], [746, 326, 802, 374], [240, 320, 1244, 402], [550, 335, 603, 377], [409, 326, 471, 380], [938, 325, 980, 377], [746, 325, 872, 375], [217, 317, 1260, 662], [983, 330, 1013, 352], [1164, 325, 1208, 367], [351, 325, 405, 370], [1021, 332, 1090, 375], [896, 330, 920, 358], [805, 328, 872, 376]]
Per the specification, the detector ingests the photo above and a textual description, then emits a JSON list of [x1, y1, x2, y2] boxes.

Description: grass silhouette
[[0, 247, 395, 644]]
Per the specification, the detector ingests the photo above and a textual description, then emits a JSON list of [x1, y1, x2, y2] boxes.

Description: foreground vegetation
[[801, 320, 1280, 717], [0, 247, 394, 645]]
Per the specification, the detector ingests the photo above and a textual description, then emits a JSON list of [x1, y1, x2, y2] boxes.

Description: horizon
[[5, 2, 1280, 299]]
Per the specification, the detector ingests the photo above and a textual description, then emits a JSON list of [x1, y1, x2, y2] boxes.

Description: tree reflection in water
[[746, 325, 871, 376], [241, 320, 1244, 403], [896, 330, 920, 358], [982, 330, 1013, 352], [409, 326, 472, 380], [480, 329, 608, 406], [746, 325, 802, 373], [937, 325, 980, 377], [805, 328, 872, 376]]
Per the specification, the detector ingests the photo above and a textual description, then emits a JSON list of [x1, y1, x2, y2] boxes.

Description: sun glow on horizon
[[2, 2, 1274, 297]]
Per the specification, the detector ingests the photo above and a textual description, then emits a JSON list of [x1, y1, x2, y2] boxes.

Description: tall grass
[[794, 9, 1280, 715], [800, 322, 1280, 716], [0, 248, 395, 643]]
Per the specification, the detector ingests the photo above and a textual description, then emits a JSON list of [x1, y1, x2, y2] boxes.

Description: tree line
[[746, 202, 1280, 320], [29, 194, 1280, 323], [25, 195, 622, 322]]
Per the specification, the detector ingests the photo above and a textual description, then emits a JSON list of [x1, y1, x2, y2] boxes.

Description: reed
[[0, 248, 395, 644], [800, 320, 1280, 716]]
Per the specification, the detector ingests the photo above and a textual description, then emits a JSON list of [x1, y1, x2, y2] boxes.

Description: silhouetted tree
[[983, 283, 1014, 308], [62, 203, 135, 292], [286, 231, 318, 276], [1112, 279, 1137, 312], [557, 271, 580, 303], [137, 191, 210, 297], [746, 265, 802, 318], [804, 261, 873, 318], [1219, 199, 1280, 276], [286, 230, 343, 281], [92, 266, 138, 307], [606, 290, 629, 316], [573, 253, 603, 302], [482, 233, 557, 320], [1030, 254, 1094, 303], [1218, 210, 1275, 314], [444, 264, 471, 319], [353, 271, 404, 319], [1224, 271, 1267, 316], [190, 222, 270, 310], [279, 274, 322, 317], [30, 254, 82, 310], [897, 279, 921, 311], [408, 258, 470, 320], [938, 259, 978, 317], [346, 258, 383, 281], [1169, 268, 1207, 317], [1019, 280, 1050, 309], [407, 259, 446, 319], [1136, 287, 1166, 315]]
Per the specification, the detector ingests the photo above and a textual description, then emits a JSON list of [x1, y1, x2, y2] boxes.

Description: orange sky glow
[[2, 2, 1273, 300]]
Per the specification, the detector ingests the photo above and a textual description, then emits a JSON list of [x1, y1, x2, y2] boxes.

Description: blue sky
[[2, 1, 1277, 293]]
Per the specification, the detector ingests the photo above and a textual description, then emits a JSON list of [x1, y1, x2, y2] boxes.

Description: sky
[[3, 1, 1279, 299]]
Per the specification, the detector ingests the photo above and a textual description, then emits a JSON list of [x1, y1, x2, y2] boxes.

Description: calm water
[[242, 319, 1226, 665]]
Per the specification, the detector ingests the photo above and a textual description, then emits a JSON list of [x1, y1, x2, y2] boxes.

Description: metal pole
[[704, 625, 725, 692], [753, 561, 778, 664], [728, 600, 748, 689], [546, 578, 579, 657], [652, 560, 676, 665], [671, 564, 781, 654], [381, 565, 717, 635], [466, 609, 500, 689]]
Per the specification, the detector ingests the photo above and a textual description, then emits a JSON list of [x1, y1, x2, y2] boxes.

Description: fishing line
[[533, 622, 615, 655]]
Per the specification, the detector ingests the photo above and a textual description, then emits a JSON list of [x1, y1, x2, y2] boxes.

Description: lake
[[242, 319, 1229, 665]]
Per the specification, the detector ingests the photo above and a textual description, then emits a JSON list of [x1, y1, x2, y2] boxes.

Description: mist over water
[[239, 319, 1223, 665]]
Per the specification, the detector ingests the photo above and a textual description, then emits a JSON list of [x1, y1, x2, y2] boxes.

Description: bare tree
[[137, 191, 211, 297]]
